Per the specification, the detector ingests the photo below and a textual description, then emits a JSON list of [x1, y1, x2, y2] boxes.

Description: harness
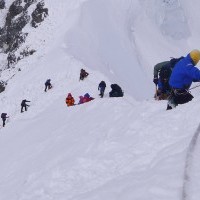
[[172, 88, 189, 96]]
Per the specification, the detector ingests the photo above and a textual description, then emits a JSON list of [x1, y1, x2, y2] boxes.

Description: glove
[[153, 77, 158, 85]]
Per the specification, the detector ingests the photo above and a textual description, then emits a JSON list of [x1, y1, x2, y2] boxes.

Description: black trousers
[[172, 89, 193, 105], [45, 84, 52, 92], [2, 118, 6, 127], [99, 88, 105, 98], [21, 105, 27, 112]]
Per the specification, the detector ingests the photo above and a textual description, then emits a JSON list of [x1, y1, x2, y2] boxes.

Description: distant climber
[[1, 113, 9, 127], [109, 84, 123, 97], [98, 81, 106, 98], [21, 99, 30, 113], [153, 57, 183, 100], [66, 93, 75, 106], [44, 79, 52, 92], [78, 96, 84, 104], [167, 49, 200, 110], [79, 69, 89, 81], [78, 93, 94, 104], [83, 93, 94, 102]]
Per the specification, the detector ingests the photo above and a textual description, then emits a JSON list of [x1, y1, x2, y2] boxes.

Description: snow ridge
[[182, 124, 200, 200]]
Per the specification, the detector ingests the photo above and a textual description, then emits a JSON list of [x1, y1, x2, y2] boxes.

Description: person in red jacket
[[66, 93, 75, 106]]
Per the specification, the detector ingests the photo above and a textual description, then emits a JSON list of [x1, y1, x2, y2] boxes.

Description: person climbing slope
[[153, 57, 183, 100], [21, 99, 31, 113], [167, 49, 200, 110], [98, 81, 106, 98], [1, 113, 9, 127], [44, 79, 52, 92]]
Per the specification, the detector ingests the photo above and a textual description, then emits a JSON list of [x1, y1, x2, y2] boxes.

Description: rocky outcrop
[[0, 81, 6, 93], [0, 0, 5, 9], [0, 0, 48, 68], [0, 0, 48, 93], [31, 1, 48, 28]]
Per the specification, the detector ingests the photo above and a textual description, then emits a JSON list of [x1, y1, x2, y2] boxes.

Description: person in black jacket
[[1, 113, 9, 127], [21, 99, 30, 113], [44, 79, 52, 92], [79, 69, 89, 81], [98, 81, 106, 98], [109, 84, 124, 97]]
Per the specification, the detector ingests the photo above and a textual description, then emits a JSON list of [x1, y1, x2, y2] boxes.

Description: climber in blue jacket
[[167, 49, 200, 110]]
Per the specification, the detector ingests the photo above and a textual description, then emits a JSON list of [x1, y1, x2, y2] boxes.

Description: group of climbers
[[2, 49, 200, 127], [65, 69, 123, 107], [153, 49, 200, 110], [1, 69, 124, 127]]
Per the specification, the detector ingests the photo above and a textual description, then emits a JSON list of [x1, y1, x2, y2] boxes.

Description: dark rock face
[[0, 0, 48, 67], [24, 0, 37, 10], [0, 81, 6, 93], [17, 47, 36, 61], [8, 0, 23, 19], [0, 0, 48, 93], [5, 12, 30, 53], [7, 52, 17, 68], [0, 0, 5, 9], [31, 2, 48, 28]]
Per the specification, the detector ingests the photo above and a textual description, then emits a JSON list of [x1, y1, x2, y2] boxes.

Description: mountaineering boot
[[166, 97, 177, 110], [166, 104, 172, 110]]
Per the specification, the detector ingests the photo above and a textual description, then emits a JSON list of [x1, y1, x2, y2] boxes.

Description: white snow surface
[[0, 0, 200, 199]]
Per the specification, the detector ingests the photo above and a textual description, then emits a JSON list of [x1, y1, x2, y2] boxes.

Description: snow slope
[[0, 0, 200, 200]]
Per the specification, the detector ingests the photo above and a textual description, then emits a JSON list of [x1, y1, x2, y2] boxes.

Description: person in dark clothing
[[21, 99, 30, 113], [44, 79, 52, 92], [153, 57, 184, 100], [79, 69, 89, 81], [98, 81, 106, 98], [109, 84, 124, 97], [1, 113, 9, 127]]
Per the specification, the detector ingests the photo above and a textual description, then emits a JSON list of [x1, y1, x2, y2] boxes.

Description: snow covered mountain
[[0, 0, 200, 200]]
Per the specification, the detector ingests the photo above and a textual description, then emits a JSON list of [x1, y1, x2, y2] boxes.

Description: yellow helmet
[[190, 49, 200, 65]]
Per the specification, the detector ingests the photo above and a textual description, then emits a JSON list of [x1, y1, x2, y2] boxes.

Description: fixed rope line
[[189, 84, 200, 91]]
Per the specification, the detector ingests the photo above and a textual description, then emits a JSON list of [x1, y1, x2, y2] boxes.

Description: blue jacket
[[169, 54, 200, 89], [158, 79, 171, 93]]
